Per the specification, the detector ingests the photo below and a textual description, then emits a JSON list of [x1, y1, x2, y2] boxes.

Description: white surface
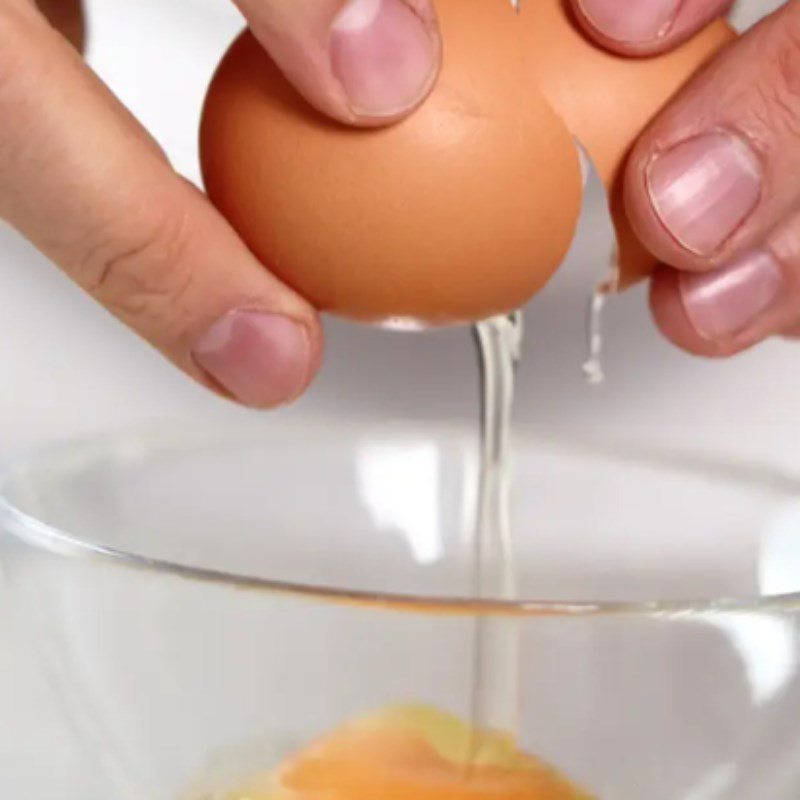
[[0, 0, 793, 796]]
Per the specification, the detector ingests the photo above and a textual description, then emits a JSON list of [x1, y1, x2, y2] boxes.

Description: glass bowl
[[1, 418, 800, 800]]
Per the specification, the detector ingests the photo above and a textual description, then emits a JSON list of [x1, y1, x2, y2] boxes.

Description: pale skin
[[0, 0, 797, 408]]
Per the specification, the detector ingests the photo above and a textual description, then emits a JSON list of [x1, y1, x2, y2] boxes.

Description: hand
[[0, 0, 442, 406], [571, 0, 800, 356]]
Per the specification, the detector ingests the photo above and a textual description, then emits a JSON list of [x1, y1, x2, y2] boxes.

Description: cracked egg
[[200, 0, 733, 325]]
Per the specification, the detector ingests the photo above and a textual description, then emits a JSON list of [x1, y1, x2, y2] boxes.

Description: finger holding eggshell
[[628, 2, 800, 356], [649, 215, 800, 359], [649, 196, 800, 358], [570, 0, 733, 57], [0, 1, 322, 409], [232, 0, 442, 126]]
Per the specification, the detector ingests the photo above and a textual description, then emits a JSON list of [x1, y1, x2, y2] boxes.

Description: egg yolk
[[225, 705, 594, 800]]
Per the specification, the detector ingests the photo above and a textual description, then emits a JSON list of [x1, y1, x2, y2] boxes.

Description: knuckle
[[81, 207, 195, 326], [748, 7, 800, 143], [775, 17, 800, 102]]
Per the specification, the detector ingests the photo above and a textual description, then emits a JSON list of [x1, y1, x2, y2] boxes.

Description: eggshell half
[[200, 0, 583, 325], [523, 0, 735, 284]]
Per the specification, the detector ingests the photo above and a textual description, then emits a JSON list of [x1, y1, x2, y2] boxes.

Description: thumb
[[571, 0, 732, 56], [233, 0, 442, 125]]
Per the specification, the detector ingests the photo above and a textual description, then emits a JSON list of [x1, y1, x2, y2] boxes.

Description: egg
[[201, 0, 583, 325], [200, 0, 734, 325]]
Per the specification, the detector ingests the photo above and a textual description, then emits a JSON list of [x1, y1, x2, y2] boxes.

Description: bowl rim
[[2, 419, 800, 618]]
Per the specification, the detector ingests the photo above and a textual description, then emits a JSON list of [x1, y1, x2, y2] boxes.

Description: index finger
[[570, 0, 733, 55], [0, 2, 322, 408]]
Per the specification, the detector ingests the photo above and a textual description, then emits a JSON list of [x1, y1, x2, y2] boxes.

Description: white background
[[0, 0, 792, 795]]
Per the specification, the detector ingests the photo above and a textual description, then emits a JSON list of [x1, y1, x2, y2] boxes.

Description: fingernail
[[331, 0, 438, 117], [680, 250, 786, 341], [577, 0, 681, 42], [193, 311, 311, 408], [647, 132, 762, 256]]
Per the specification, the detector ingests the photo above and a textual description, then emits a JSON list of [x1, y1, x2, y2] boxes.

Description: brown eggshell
[[523, 0, 735, 285], [200, 0, 583, 325]]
